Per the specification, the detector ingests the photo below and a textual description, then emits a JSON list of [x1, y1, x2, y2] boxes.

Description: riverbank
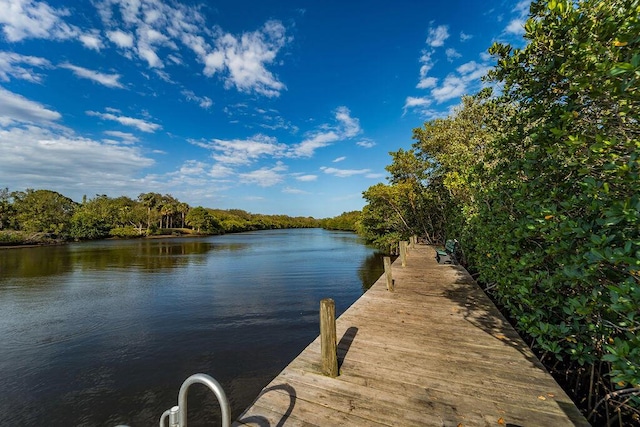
[[0, 229, 215, 249]]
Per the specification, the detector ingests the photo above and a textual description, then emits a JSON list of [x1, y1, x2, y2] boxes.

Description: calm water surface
[[0, 229, 384, 426]]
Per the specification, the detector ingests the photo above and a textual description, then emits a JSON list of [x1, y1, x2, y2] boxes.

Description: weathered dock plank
[[234, 244, 589, 426]]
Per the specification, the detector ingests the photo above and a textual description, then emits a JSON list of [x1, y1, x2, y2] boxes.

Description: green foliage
[[321, 211, 361, 231], [109, 226, 143, 238], [185, 206, 221, 234], [360, 0, 639, 420], [11, 189, 76, 235], [481, 0, 640, 393]]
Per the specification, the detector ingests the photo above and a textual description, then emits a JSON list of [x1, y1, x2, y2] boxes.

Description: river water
[[0, 229, 385, 426]]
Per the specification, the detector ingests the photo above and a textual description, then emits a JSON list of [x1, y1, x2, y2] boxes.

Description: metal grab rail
[[159, 373, 231, 427]]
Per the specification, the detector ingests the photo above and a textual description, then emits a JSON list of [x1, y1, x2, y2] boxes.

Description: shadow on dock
[[337, 326, 358, 370], [442, 266, 545, 370], [235, 384, 296, 427]]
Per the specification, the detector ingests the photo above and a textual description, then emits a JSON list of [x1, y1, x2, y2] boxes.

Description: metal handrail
[[159, 373, 231, 427]]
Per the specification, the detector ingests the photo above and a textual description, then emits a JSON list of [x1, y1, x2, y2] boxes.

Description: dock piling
[[383, 256, 394, 291], [320, 298, 339, 377]]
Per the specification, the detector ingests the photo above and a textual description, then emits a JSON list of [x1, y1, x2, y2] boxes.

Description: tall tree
[[11, 189, 76, 235]]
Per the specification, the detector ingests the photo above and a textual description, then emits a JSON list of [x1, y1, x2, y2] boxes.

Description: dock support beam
[[320, 298, 339, 377]]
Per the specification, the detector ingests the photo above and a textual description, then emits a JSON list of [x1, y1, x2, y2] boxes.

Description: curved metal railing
[[159, 373, 231, 427]]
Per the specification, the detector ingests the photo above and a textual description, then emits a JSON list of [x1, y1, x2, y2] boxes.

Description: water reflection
[[358, 251, 387, 291], [0, 229, 383, 427], [0, 238, 223, 279]]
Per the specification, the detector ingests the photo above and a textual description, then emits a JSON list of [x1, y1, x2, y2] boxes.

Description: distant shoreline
[[0, 232, 214, 250]]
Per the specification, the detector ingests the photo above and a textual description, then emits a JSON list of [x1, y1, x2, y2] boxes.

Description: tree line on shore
[[0, 189, 327, 244], [357, 1, 638, 424]]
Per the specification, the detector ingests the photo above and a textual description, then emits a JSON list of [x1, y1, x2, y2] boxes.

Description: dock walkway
[[233, 244, 589, 426]]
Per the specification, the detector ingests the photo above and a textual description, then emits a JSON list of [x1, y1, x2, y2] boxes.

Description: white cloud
[[96, 1, 290, 96], [402, 96, 438, 118], [429, 61, 491, 103], [416, 76, 438, 89], [456, 60, 491, 80], [103, 130, 139, 144], [290, 106, 362, 157], [320, 167, 371, 178], [334, 106, 361, 137], [445, 48, 462, 62], [86, 110, 161, 132], [296, 174, 317, 182], [239, 162, 287, 187], [0, 0, 79, 42], [0, 87, 61, 124], [0, 51, 51, 83], [356, 139, 376, 148], [107, 29, 134, 48], [60, 63, 124, 88], [283, 187, 308, 194], [504, 1, 530, 36], [209, 163, 235, 179], [79, 30, 104, 51], [333, 156, 346, 163], [193, 134, 287, 165], [505, 18, 526, 35], [204, 20, 288, 97], [431, 76, 467, 103], [426, 25, 449, 48], [365, 173, 386, 179], [460, 31, 473, 42], [182, 89, 212, 109], [404, 96, 431, 109], [0, 124, 154, 198]]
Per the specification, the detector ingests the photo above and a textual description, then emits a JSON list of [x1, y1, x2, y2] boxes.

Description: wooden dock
[[233, 244, 589, 426]]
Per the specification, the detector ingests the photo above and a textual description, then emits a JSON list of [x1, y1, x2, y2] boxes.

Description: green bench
[[435, 239, 458, 264]]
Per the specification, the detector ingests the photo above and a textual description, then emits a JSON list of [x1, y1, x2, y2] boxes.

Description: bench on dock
[[435, 239, 458, 264]]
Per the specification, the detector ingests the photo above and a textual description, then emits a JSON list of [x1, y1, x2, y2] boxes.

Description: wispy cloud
[[403, 96, 432, 116], [60, 63, 124, 88], [0, 51, 51, 83], [96, 1, 290, 96], [193, 134, 287, 165], [445, 48, 462, 62], [182, 89, 213, 109], [239, 162, 287, 187], [295, 174, 317, 182], [0, 123, 154, 199], [426, 25, 449, 48], [0, 0, 78, 42], [79, 30, 104, 51], [504, 0, 530, 36], [416, 50, 437, 89], [356, 139, 376, 148], [320, 166, 371, 178], [290, 106, 362, 157], [103, 130, 139, 144], [0, 87, 61, 125], [332, 156, 346, 163], [430, 61, 492, 103], [283, 187, 308, 194], [460, 31, 473, 42], [86, 110, 161, 132], [106, 29, 134, 48]]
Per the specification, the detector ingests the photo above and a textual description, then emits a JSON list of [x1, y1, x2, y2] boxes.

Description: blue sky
[[0, 0, 529, 218]]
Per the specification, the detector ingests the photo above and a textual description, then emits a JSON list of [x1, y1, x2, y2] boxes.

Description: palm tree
[[176, 202, 190, 228]]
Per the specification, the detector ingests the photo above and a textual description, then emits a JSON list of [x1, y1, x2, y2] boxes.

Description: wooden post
[[383, 256, 394, 292], [320, 298, 338, 377], [400, 241, 408, 267], [411, 235, 417, 249]]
